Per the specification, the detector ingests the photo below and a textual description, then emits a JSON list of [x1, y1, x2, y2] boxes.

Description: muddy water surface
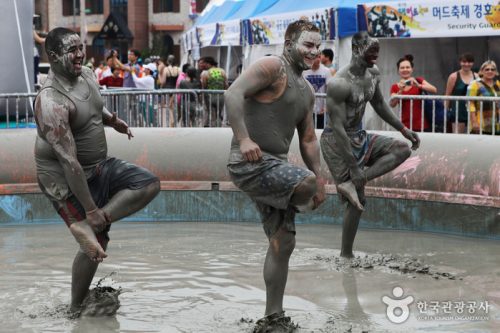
[[1, 222, 499, 332]]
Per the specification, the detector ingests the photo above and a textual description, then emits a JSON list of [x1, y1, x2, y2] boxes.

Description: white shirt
[[101, 67, 112, 79], [132, 73, 155, 90], [303, 64, 332, 114]]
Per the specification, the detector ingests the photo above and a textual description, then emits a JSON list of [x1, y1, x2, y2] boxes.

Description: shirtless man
[[321, 32, 419, 258], [225, 20, 326, 332], [34, 28, 160, 313]]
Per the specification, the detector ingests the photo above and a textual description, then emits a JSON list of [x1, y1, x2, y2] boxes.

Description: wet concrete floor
[[0, 222, 499, 332]]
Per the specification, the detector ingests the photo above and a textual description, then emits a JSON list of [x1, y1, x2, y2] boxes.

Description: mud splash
[[16, 273, 121, 321], [80, 274, 122, 317], [312, 252, 462, 280]]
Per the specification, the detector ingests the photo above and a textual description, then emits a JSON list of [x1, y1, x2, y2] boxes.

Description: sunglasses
[[483, 67, 496, 72]]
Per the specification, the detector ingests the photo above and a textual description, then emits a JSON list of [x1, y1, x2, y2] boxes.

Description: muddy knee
[[291, 175, 317, 206], [144, 180, 161, 200], [270, 231, 296, 258], [150, 179, 161, 194], [395, 142, 412, 162]]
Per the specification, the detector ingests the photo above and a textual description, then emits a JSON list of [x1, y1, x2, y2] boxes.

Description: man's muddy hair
[[351, 31, 379, 57], [45, 27, 77, 56], [285, 20, 319, 42]]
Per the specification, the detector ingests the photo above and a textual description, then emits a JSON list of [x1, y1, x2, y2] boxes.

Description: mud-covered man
[[225, 20, 326, 332], [34, 28, 160, 313], [321, 32, 420, 258]]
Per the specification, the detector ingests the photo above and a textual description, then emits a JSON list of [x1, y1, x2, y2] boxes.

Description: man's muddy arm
[[297, 96, 326, 207], [36, 92, 97, 212], [102, 106, 133, 139], [370, 83, 420, 149], [299, 83, 322, 175]]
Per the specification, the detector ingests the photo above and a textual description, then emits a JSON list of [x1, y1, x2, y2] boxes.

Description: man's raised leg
[[102, 181, 160, 223], [290, 175, 317, 212], [364, 142, 411, 182]]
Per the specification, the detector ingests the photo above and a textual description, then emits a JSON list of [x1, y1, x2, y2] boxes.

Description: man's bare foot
[[70, 221, 107, 262], [337, 181, 364, 211]]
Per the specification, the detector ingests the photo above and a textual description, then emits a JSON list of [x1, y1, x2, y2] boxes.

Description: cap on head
[[143, 63, 156, 72]]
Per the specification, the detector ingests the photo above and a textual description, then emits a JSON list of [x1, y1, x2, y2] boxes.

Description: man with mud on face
[[321, 32, 420, 259], [34, 28, 160, 314], [226, 20, 326, 332]]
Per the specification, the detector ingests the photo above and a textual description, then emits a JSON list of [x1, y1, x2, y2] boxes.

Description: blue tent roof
[[255, 0, 334, 16], [192, 0, 395, 39], [224, 0, 280, 21], [256, 0, 384, 17], [195, 0, 245, 25]]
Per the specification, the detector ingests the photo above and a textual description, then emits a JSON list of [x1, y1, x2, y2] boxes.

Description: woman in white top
[[132, 63, 156, 125], [132, 63, 156, 90]]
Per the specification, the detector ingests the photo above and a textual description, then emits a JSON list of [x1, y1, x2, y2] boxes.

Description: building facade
[[35, 0, 209, 63]]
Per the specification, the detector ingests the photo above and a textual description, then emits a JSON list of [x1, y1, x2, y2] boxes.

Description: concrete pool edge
[[1, 180, 498, 208], [0, 189, 498, 240]]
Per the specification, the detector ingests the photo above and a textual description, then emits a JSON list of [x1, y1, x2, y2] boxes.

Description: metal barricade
[[100, 89, 229, 128], [101, 88, 204, 127], [2, 90, 498, 135], [0, 92, 37, 129], [390, 95, 500, 135]]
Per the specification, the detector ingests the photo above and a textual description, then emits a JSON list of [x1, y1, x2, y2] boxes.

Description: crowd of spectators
[[44, 45, 498, 132], [389, 53, 499, 135]]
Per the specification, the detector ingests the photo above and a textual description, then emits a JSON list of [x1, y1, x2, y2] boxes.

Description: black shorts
[[52, 157, 159, 246]]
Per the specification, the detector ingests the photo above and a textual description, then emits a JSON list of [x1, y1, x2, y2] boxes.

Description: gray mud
[[312, 252, 462, 280], [1, 222, 498, 332], [80, 275, 121, 317], [15, 274, 121, 321]]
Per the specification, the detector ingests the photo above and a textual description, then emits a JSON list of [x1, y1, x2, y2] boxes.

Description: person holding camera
[[390, 54, 437, 132]]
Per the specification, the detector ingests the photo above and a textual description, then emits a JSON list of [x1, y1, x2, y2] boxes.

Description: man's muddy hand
[[85, 208, 110, 233], [312, 177, 326, 209], [240, 137, 262, 162], [400, 127, 420, 150], [111, 112, 133, 140]]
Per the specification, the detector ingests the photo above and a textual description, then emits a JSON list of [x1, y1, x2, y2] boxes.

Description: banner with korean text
[[358, 0, 500, 38], [243, 8, 333, 45]]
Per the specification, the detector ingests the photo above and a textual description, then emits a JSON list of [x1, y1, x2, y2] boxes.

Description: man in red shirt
[[99, 67, 123, 88]]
